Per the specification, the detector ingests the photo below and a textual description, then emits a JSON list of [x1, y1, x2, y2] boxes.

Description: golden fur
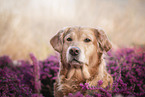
[[50, 26, 113, 96]]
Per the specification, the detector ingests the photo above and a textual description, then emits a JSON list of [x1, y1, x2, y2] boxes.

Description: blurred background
[[0, 0, 145, 60]]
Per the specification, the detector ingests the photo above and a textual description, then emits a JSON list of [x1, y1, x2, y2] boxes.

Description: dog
[[50, 26, 113, 96]]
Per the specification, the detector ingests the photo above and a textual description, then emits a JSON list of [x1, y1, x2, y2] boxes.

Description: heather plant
[[0, 56, 32, 97], [0, 47, 145, 97], [39, 55, 59, 97], [107, 47, 145, 97]]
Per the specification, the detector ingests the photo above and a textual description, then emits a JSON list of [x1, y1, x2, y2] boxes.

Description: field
[[0, 0, 145, 97], [0, 47, 145, 97]]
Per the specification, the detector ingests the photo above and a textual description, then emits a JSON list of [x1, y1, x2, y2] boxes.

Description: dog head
[[50, 26, 112, 68]]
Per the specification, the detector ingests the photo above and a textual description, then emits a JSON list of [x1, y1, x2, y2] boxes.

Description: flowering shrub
[[107, 47, 145, 97], [0, 47, 145, 97]]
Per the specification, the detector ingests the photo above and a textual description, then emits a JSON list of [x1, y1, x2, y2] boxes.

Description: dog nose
[[69, 47, 80, 56]]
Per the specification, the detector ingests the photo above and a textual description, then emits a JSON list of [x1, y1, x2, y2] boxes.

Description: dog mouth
[[69, 58, 83, 67]]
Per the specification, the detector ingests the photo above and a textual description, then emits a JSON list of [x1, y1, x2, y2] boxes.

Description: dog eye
[[67, 38, 72, 41], [84, 38, 91, 42]]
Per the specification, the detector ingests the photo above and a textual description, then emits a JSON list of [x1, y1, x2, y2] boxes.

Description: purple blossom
[[30, 53, 41, 95], [97, 80, 103, 86], [0, 47, 145, 97]]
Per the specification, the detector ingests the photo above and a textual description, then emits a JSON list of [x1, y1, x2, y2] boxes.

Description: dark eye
[[84, 38, 91, 42], [67, 38, 72, 41]]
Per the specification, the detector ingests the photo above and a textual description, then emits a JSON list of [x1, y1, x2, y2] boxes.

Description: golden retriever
[[50, 26, 113, 96]]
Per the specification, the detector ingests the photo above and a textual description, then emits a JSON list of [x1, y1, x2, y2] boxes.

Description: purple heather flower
[[0, 47, 145, 97], [30, 53, 41, 94], [98, 80, 103, 86]]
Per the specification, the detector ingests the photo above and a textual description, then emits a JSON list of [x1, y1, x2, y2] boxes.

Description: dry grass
[[0, 0, 145, 60]]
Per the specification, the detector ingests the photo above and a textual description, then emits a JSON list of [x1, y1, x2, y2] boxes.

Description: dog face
[[50, 26, 112, 68]]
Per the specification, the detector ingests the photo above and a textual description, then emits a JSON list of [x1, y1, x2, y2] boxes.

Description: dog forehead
[[66, 27, 95, 38]]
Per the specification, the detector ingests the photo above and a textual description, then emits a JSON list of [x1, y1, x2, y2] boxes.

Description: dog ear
[[50, 27, 70, 52], [94, 28, 112, 53]]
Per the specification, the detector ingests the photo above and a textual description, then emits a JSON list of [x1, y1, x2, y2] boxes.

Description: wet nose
[[69, 47, 80, 56]]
